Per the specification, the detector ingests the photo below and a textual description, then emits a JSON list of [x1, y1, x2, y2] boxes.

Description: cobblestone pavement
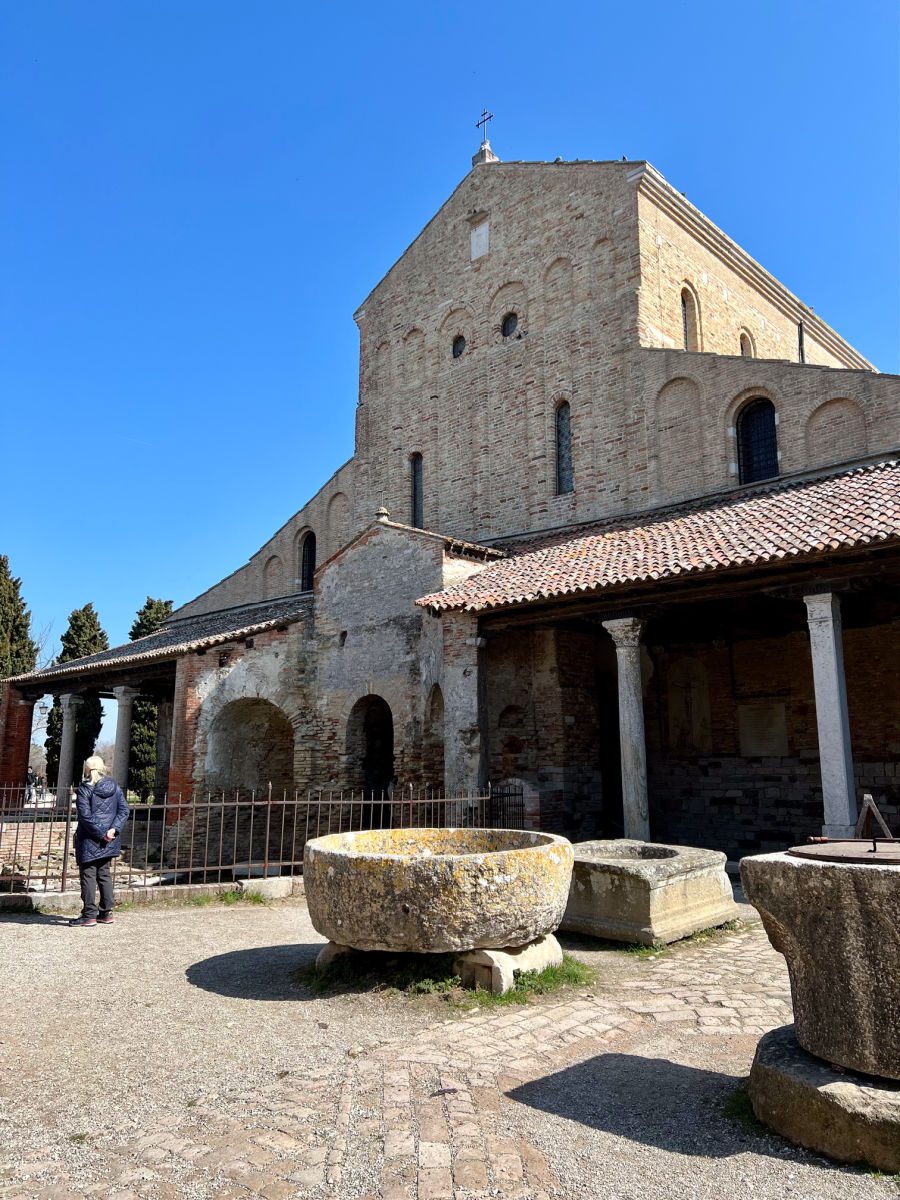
[[0, 900, 891, 1200]]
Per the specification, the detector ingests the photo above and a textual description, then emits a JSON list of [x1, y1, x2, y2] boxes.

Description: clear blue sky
[[3, 0, 899, 676]]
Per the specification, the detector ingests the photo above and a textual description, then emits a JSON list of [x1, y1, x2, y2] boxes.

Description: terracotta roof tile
[[417, 460, 900, 614]]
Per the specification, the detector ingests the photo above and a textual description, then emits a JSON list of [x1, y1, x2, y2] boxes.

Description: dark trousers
[[79, 857, 114, 919]]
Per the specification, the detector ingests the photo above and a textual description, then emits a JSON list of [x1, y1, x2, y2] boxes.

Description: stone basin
[[303, 827, 573, 953], [741, 851, 900, 1080], [561, 839, 738, 946]]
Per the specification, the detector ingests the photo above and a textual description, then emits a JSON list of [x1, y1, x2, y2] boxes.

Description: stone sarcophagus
[[561, 839, 738, 946]]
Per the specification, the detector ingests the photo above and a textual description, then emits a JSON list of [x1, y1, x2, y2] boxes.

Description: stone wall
[[645, 619, 900, 859], [634, 179, 864, 368], [173, 156, 896, 620]]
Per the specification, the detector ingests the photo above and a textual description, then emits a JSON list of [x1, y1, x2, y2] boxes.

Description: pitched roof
[[417, 460, 900, 614], [10, 594, 312, 687]]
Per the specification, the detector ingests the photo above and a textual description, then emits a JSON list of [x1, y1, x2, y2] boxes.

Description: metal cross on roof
[[476, 108, 494, 142]]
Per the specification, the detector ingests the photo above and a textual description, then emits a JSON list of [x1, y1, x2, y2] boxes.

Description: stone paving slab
[[0, 902, 891, 1199]]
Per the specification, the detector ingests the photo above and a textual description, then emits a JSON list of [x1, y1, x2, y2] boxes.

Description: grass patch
[[465, 955, 596, 1009], [68, 1133, 91, 1145], [866, 1170, 900, 1189], [621, 942, 666, 958], [237, 888, 268, 905], [296, 949, 595, 1009], [187, 893, 213, 907], [722, 1083, 768, 1137], [688, 919, 742, 943]]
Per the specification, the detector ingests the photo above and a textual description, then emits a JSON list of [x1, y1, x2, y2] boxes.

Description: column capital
[[602, 616, 645, 648], [59, 693, 83, 714], [803, 592, 842, 624], [113, 685, 142, 703]]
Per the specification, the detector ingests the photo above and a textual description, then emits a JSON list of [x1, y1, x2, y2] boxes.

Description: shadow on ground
[[507, 1053, 838, 1167], [186, 943, 323, 1000], [0, 911, 77, 926]]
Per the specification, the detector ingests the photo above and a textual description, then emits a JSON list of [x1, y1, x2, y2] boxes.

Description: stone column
[[441, 611, 487, 794], [56, 693, 83, 806], [602, 617, 650, 841], [112, 685, 141, 789], [803, 592, 857, 837]]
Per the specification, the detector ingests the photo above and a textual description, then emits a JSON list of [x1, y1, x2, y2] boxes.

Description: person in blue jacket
[[70, 755, 129, 928]]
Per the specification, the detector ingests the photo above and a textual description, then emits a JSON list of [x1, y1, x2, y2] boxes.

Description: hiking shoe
[[97, 914, 114, 925], [69, 917, 97, 927]]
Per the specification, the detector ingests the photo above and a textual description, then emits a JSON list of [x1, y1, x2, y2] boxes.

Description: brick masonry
[[5, 150, 898, 852]]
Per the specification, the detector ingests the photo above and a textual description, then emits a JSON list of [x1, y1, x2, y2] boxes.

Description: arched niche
[[204, 698, 294, 794], [327, 492, 350, 551], [423, 683, 445, 790], [805, 398, 867, 466], [543, 256, 574, 320], [263, 554, 284, 599], [655, 378, 702, 500]]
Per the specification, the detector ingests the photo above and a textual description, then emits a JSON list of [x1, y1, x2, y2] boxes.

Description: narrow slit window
[[740, 332, 753, 358], [736, 399, 779, 484], [300, 532, 316, 591], [410, 453, 424, 528], [681, 288, 699, 351], [798, 321, 806, 363], [556, 401, 574, 495]]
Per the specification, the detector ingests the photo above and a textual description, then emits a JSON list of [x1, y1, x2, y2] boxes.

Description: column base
[[749, 1025, 900, 1172], [822, 823, 856, 839]]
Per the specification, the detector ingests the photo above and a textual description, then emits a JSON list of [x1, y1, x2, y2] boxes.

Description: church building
[[3, 137, 899, 858]]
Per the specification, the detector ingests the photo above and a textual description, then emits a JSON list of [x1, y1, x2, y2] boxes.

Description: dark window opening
[[452, 335, 466, 359], [556, 401, 574, 495], [740, 332, 753, 358], [737, 399, 778, 484], [410, 452, 424, 528], [300, 532, 316, 591], [681, 288, 699, 351], [798, 321, 806, 364], [501, 312, 518, 338]]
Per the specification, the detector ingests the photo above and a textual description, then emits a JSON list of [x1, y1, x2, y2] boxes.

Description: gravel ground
[[0, 899, 893, 1199]]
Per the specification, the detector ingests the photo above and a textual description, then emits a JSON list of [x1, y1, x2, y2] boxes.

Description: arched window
[[740, 331, 754, 358], [555, 401, 574, 495], [300, 532, 316, 591], [737, 399, 779, 484], [681, 287, 699, 351], [410, 453, 423, 528], [797, 321, 806, 364]]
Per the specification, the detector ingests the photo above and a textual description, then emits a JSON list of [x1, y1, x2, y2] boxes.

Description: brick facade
[[7, 148, 898, 854]]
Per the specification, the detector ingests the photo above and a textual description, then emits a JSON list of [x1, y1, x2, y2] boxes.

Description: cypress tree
[[0, 555, 38, 679], [128, 598, 173, 798], [45, 604, 109, 784]]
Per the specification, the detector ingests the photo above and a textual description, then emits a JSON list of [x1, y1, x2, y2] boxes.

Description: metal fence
[[0, 783, 525, 895]]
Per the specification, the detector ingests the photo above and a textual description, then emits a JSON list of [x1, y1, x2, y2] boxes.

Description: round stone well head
[[303, 827, 573, 953]]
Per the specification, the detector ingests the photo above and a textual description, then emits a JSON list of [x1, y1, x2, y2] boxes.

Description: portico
[[423, 460, 900, 855]]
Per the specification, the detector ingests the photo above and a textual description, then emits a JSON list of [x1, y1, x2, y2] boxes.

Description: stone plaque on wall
[[738, 702, 788, 757]]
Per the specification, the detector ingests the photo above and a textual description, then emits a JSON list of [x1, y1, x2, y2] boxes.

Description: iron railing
[[0, 783, 526, 895]]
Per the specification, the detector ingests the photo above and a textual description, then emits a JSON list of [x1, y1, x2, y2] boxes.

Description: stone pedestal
[[454, 934, 562, 994], [741, 851, 900, 1079], [562, 840, 737, 946], [749, 1025, 900, 1172]]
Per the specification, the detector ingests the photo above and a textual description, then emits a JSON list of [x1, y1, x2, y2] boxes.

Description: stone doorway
[[346, 695, 395, 798]]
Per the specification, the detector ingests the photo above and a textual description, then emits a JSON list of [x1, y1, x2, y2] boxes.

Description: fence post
[[60, 795, 74, 893]]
